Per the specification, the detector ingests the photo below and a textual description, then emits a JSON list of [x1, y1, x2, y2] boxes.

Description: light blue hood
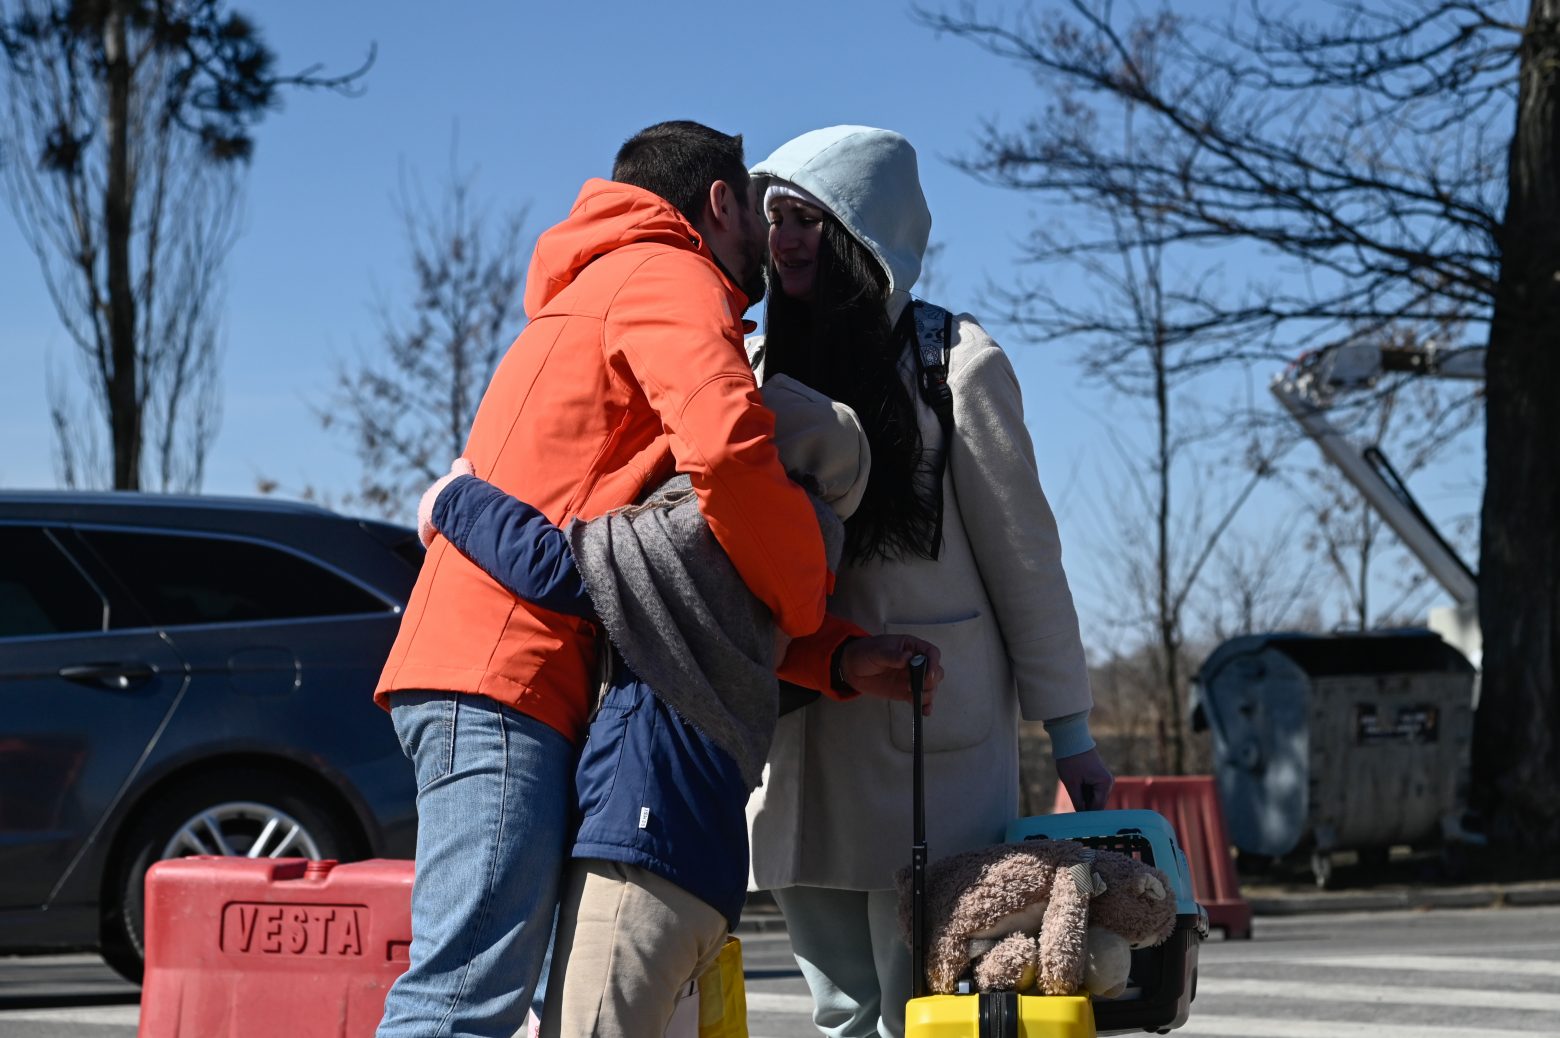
[[751, 126, 932, 307]]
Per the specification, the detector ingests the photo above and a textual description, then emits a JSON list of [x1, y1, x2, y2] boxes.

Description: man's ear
[[704, 179, 741, 234]]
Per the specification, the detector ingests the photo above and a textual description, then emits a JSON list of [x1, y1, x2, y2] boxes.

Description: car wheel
[[100, 768, 364, 985]]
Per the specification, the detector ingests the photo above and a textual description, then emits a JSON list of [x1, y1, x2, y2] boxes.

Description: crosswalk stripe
[[0, 1005, 141, 1026], [1288, 954, 1560, 978], [1197, 977, 1560, 1013], [750, 979, 1560, 1019], [1178, 1017, 1551, 1038], [744, 991, 817, 1014]]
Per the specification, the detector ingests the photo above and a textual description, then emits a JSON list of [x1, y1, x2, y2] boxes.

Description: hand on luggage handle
[[838, 635, 941, 710]]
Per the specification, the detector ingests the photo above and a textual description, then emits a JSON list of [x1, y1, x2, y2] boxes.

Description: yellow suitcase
[[901, 656, 1098, 1038], [905, 992, 1096, 1038]]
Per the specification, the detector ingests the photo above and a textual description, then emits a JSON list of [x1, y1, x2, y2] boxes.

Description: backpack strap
[[903, 300, 956, 559]]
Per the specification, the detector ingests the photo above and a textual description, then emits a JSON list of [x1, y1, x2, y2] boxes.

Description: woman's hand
[[417, 458, 476, 547], [1055, 748, 1114, 811], [839, 635, 943, 714]]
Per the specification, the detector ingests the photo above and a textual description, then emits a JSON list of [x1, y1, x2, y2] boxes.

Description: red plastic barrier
[[138, 857, 413, 1038], [1054, 775, 1252, 939]]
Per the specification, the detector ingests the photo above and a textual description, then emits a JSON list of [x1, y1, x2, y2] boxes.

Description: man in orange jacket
[[375, 122, 936, 1038]]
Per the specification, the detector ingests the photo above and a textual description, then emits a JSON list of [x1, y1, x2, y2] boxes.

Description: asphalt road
[[3, 905, 1558, 1037]]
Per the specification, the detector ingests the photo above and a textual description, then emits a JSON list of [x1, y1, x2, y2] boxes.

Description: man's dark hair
[[613, 121, 749, 227]]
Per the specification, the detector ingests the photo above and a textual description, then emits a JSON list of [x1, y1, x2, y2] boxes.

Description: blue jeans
[[377, 691, 574, 1038]]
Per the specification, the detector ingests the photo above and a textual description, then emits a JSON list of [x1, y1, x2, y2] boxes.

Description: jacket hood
[[524, 178, 713, 316], [761, 373, 870, 521], [751, 126, 932, 300]]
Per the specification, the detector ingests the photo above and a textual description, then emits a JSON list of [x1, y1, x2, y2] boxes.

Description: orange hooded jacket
[[375, 179, 846, 742]]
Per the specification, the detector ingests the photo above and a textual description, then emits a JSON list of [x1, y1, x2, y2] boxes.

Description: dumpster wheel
[[1310, 850, 1334, 889]]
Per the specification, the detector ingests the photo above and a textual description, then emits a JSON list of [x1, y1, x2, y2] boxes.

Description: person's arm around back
[[418, 460, 596, 620]]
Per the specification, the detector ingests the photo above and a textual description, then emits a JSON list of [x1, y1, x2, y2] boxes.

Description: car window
[[355, 519, 424, 581], [387, 534, 426, 575], [75, 529, 390, 627], [0, 527, 106, 637]]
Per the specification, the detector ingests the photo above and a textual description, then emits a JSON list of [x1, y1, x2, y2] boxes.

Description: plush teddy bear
[[1083, 928, 1132, 998], [896, 839, 1177, 998]]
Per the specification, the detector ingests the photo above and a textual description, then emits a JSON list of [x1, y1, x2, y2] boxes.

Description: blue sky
[[0, 0, 1485, 646]]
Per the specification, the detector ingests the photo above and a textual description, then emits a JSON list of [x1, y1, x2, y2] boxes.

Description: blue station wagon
[[0, 492, 421, 981]]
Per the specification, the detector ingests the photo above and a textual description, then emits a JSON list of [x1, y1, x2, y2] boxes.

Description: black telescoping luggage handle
[[909, 653, 929, 1000]]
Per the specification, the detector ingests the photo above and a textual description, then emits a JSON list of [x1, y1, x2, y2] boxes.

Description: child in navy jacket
[[418, 374, 941, 1038]]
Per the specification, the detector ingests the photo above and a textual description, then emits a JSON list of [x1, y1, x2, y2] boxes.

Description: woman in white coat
[[747, 126, 1116, 1038]]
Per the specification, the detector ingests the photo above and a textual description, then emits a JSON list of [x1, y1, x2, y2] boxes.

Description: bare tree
[[324, 153, 528, 519], [988, 136, 1276, 772], [920, 0, 1510, 344], [37, 134, 231, 492], [1304, 463, 1388, 632], [921, 0, 1559, 848], [1081, 431, 1270, 772], [1194, 523, 1326, 644], [0, 0, 371, 490], [1473, 0, 1560, 850]]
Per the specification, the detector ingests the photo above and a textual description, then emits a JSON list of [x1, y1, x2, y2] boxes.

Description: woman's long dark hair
[[763, 216, 940, 564]]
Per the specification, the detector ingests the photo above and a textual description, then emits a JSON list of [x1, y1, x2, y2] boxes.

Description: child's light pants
[[541, 859, 729, 1038]]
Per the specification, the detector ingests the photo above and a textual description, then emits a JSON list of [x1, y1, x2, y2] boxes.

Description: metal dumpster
[[1190, 630, 1476, 884]]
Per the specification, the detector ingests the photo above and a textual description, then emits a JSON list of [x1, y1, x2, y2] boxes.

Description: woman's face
[[767, 196, 826, 302]]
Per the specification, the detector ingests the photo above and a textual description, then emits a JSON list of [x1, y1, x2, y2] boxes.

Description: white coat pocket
[[884, 612, 996, 753]]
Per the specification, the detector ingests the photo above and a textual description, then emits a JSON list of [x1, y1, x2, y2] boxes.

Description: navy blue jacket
[[434, 475, 750, 929]]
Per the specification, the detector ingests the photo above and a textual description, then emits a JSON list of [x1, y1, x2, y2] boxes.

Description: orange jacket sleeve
[[779, 613, 869, 699], [606, 252, 829, 637]]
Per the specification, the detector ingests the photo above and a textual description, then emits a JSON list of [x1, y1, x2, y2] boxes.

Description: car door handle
[[58, 662, 156, 690]]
